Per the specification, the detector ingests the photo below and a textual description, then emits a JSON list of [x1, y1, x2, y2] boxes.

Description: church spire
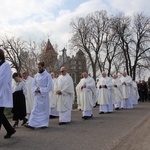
[[45, 39, 54, 52]]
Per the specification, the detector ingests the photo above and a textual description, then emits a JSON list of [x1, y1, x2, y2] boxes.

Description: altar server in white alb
[[49, 72, 59, 118], [97, 71, 113, 114], [22, 72, 34, 123], [112, 74, 123, 110], [55, 67, 74, 125], [25, 62, 53, 129], [78, 72, 96, 120], [0, 49, 16, 139], [132, 81, 139, 105], [120, 72, 133, 109]]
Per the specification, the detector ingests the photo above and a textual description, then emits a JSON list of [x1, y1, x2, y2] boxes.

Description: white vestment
[[29, 70, 53, 128], [78, 76, 96, 116], [97, 76, 113, 112], [120, 75, 133, 109], [55, 73, 74, 123], [75, 82, 82, 110], [112, 78, 123, 108], [25, 76, 34, 114], [12, 80, 26, 94], [0, 61, 13, 108], [49, 78, 59, 116], [132, 81, 139, 105]]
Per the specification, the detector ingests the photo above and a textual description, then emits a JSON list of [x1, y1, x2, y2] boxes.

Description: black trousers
[[0, 107, 14, 133]]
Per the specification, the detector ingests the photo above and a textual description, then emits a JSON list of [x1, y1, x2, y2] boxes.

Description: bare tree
[[111, 13, 150, 80], [132, 12, 150, 80], [0, 36, 27, 73], [111, 13, 132, 76], [102, 24, 121, 76], [21, 41, 39, 76], [70, 10, 109, 80]]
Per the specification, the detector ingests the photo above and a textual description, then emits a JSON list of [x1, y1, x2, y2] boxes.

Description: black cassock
[[12, 90, 26, 120]]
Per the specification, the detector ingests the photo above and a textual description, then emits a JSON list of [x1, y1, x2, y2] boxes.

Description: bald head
[[122, 72, 127, 77], [102, 71, 106, 78], [60, 66, 67, 76], [51, 72, 55, 78]]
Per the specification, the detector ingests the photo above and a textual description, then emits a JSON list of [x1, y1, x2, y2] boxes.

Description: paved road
[[1, 102, 150, 150]]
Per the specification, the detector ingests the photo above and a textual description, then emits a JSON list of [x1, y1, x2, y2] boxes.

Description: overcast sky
[[0, 0, 150, 51], [0, 0, 149, 79]]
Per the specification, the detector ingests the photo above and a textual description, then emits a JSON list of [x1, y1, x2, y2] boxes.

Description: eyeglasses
[[60, 70, 64, 73]]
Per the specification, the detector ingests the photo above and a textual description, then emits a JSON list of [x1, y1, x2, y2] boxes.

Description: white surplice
[[97, 76, 113, 112], [75, 82, 81, 110], [78, 76, 96, 116], [12, 79, 26, 94], [49, 78, 59, 116], [55, 73, 74, 123], [120, 75, 133, 109], [132, 81, 139, 105], [29, 70, 53, 128], [0, 61, 13, 108], [112, 78, 123, 108], [24, 76, 34, 114]]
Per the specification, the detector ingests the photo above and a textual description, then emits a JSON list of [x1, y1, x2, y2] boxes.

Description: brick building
[[41, 39, 87, 85]]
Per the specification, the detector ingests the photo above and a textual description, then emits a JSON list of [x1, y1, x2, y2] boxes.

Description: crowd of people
[[0, 48, 150, 139], [75, 71, 147, 119], [137, 79, 149, 102]]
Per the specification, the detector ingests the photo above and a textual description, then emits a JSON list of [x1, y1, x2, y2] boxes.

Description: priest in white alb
[[97, 71, 113, 114], [55, 67, 74, 125], [49, 72, 59, 118], [112, 74, 123, 110], [25, 62, 53, 129], [78, 72, 96, 120], [120, 72, 133, 109]]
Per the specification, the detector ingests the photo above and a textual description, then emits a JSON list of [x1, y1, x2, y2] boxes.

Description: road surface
[[1, 102, 150, 150]]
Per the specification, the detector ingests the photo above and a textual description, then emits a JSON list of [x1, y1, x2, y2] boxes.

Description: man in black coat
[[140, 80, 148, 102]]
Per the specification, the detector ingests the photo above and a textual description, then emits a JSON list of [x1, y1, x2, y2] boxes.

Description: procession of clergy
[[11, 62, 139, 129]]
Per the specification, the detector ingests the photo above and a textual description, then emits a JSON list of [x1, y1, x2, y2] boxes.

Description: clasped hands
[[35, 87, 40, 93], [56, 90, 62, 95], [81, 84, 86, 89], [122, 82, 126, 85]]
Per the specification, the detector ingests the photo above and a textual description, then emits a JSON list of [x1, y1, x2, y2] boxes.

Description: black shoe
[[99, 111, 104, 114], [59, 122, 69, 125], [24, 124, 35, 129], [82, 116, 92, 120], [115, 107, 119, 110], [4, 129, 16, 139], [21, 118, 28, 126], [49, 115, 59, 119], [82, 116, 88, 120]]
